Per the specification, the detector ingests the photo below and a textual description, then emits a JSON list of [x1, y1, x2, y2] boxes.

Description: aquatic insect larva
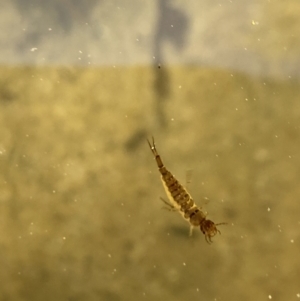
[[147, 137, 226, 243]]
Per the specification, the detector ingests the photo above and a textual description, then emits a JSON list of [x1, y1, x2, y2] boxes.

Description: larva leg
[[185, 169, 193, 190], [160, 197, 178, 211], [189, 225, 194, 237]]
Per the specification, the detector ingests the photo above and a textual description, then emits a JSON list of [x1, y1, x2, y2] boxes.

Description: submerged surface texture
[[0, 66, 299, 300]]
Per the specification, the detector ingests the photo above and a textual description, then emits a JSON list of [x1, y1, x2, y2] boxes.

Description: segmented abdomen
[[159, 166, 205, 225]]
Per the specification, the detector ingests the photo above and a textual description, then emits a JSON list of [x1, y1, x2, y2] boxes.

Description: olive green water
[[0, 66, 299, 300]]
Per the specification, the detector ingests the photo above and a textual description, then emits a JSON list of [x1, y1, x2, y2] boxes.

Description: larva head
[[200, 219, 226, 243]]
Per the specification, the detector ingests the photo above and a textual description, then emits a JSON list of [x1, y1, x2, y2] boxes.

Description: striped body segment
[[159, 167, 206, 227], [147, 137, 226, 243]]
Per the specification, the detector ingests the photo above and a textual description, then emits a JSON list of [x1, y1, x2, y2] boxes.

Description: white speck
[[30, 47, 38, 52], [289, 155, 291, 159], [296, 293, 300, 298], [236, 108, 238, 111], [196, 288, 199, 292], [53, 190, 56, 193], [178, 85, 182, 89], [244, 48, 247, 50], [48, 28, 52, 31], [278, 224, 282, 232], [268, 295, 272, 299], [183, 262, 186, 266], [267, 207, 271, 212], [79, 50, 82, 54], [136, 38, 139, 41], [171, 118, 174, 121], [290, 239, 294, 243], [245, 98, 248, 101], [30, 232, 33, 235], [171, 24, 174, 27], [275, 135, 278, 138], [63, 237, 66, 240]]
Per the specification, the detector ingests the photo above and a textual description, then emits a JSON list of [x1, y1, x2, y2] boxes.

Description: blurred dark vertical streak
[[153, 0, 189, 128]]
